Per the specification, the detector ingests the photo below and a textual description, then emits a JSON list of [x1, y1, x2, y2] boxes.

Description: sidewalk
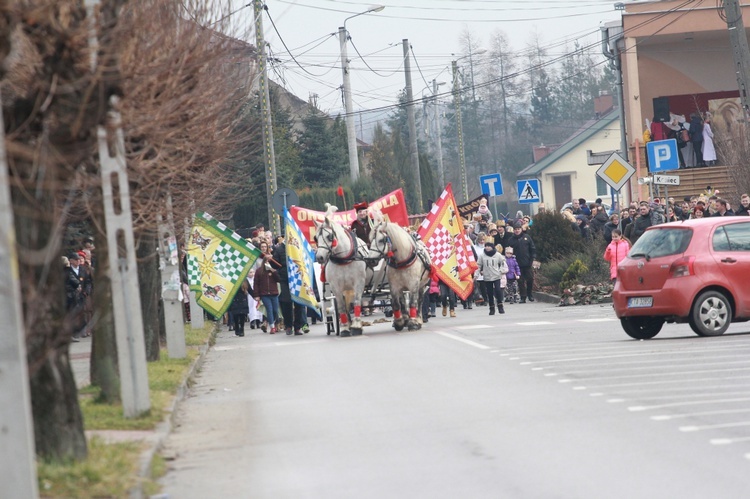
[[70, 336, 92, 388]]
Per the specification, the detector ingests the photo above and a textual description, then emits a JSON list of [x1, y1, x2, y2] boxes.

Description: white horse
[[369, 213, 432, 331], [313, 205, 370, 337]]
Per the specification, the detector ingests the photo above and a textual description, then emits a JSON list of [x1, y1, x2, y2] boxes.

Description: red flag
[[337, 185, 344, 197], [417, 184, 477, 301]]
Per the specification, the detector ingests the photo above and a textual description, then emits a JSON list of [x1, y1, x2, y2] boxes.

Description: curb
[[129, 323, 218, 499], [531, 291, 560, 305]]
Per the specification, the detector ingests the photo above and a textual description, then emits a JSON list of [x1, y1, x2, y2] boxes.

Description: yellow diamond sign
[[596, 152, 635, 191]]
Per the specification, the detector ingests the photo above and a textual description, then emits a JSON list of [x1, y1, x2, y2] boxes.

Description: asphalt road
[[160, 301, 750, 498]]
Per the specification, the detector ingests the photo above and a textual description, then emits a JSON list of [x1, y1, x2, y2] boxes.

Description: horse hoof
[[408, 323, 420, 331], [340, 330, 351, 337], [351, 328, 362, 336], [393, 323, 405, 331]]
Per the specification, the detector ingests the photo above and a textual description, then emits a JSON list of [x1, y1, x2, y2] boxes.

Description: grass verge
[[37, 321, 216, 497]]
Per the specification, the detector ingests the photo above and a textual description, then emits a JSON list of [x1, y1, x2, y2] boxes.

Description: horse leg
[[406, 290, 420, 331], [410, 287, 426, 330], [391, 292, 405, 331], [351, 293, 363, 336], [337, 292, 351, 337]]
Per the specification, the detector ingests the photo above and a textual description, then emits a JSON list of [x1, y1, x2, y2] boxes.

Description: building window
[[596, 175, 608, 196]]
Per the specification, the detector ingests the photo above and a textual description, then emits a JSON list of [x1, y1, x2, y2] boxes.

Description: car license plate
[[628, 297, 653, 308]]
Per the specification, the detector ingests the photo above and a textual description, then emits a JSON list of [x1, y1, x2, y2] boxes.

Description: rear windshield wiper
[[630, 252, 651, 262]]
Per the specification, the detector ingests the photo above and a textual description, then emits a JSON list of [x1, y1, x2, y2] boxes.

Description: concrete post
[[452, 60, 469, 202], [433, 79, 445, 188], [158, 195, 186, 359], [340, 26, 360, 181], [185, 214, 204, 329], [403, 40, 422, 212], [0, 91, 39, 499], [98, 110, 150, 418]]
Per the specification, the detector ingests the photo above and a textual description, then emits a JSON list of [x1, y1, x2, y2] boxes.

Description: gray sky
[[236, 1, 621, 120]]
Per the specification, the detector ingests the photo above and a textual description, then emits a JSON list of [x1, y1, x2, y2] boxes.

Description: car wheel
[[689, 291, 732, 337], [620, 317, 664, 340]]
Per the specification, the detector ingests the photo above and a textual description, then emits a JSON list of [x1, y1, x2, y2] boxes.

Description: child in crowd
[[504, 246, 521, 304], [603, 229, 631, 282]]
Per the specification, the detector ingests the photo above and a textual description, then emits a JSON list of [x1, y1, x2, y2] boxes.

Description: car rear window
[[630, 227, 692, 258], [713, 222, 750, 251]]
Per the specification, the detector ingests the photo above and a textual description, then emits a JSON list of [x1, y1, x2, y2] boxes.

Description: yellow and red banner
[[289, 189, 409, 243], [417, 184, 477, 301]]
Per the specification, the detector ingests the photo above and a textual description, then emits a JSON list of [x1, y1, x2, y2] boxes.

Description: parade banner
[[456, 194, 488, 220], [186, 212, 261, 318], [289, 188, 409, 243], [283, 207, 319, 313], [418, 184, 478, 301]]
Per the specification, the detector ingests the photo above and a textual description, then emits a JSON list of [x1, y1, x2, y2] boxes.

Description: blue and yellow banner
[[186, 212, 261, 318], [283, 207, 318, 313]]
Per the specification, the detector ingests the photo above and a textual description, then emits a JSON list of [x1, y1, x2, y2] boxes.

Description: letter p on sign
[[646, 139, 679, 173]]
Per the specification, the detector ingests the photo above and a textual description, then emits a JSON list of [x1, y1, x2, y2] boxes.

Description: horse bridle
[[370, 223, 418, 270], [315, 224, 358, 265]]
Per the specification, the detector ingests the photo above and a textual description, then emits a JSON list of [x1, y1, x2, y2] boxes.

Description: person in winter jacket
[[253, 255, 280, 334], [504, 246, 521, 304], [477, 241, 508, 315], [509, 223, 537, 303], [229, 280, 251, 336], [624, 203, 653, 244], [603, 214, 619, 244], [422, 276, 440, 322], [603, 229, 630, 281], [589, 205, 609, 235], [736, 193, 750, 216]]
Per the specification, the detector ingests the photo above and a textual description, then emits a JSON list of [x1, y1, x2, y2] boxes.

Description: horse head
[[313, 217, 336, 264], [368, 210, 391, 258]]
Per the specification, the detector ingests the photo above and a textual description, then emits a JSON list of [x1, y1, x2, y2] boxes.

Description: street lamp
[[339, 5, 385, 182], [452, 50, 486, 202]]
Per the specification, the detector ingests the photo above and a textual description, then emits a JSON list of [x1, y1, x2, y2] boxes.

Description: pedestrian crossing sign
[[516, 179, 540, 204]]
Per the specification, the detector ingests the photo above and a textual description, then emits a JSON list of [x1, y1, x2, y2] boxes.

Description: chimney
[[533, 145, 552, 163], [594, 91, 614, 117]]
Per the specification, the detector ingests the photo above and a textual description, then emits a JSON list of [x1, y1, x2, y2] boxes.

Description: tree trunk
[[89, 212, 120, 402], [137, 232, 161, 361]]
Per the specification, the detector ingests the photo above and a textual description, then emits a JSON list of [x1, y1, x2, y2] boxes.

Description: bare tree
[[0, 0, 261, 461]]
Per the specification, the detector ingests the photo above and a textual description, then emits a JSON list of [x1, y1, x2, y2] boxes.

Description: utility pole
[[403, 40, 423, 212], [723, 0, 750, 120], [0, 91, 38, 499], [339, 26, 360, 181], [602, 23, 627, 210], [254, 1, 279, 235], [433, 79, 445, 188], [452, 60, 469, 202]]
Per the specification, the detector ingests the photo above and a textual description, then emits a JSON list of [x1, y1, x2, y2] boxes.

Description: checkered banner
[[417, 184, 477, 301], [283, 207, 319, 313], [187, 212, 261, 318]]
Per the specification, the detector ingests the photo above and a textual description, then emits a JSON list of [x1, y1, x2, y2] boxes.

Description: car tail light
[[670, 256, 695, 277]]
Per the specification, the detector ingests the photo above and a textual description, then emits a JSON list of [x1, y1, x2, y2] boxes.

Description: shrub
[[528, 209, 583, 262], [560, 259, 589, 292], [536, 231, 611, 293]]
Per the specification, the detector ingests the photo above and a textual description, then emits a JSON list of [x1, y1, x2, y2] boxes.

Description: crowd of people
[[62, 187, 750, 341], [646, 111, 717, 168]]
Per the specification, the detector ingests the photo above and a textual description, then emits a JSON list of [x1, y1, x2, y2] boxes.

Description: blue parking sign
[[647, 139, 680, 172], [479, 173, 503, 197]]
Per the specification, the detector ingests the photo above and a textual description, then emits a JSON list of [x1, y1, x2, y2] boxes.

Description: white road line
[[523, 345, 750, 365], [498, 341, 750, 358], [651, 409, 750, 422], [549, 367, 750, 383], [580, 374, 750, 390], [623, 390, 750, 402], [433, 331, 490, 350], [578, 318, 618, 323], [456, 325, 493, 330], [516, 321, 555, 326], [680, 421, 750, 432], [629, 397, 750, 412], [543, 359, 750, 376], [711, 437, 750, 445]]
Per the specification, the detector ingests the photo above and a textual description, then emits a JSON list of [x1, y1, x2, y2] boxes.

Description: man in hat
[[508, 222, 537, 303], [65, 253, 86, 341], [350, 201, 371, 243]]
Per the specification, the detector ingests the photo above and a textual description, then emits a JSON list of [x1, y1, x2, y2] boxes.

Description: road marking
[[547, 367, 750, 383], [434, 331, 490, 350], [544, 373, 558, 377], [680, 421, 750, 432], [578, 318, 618, 323], [580, 374, 750, 390], [509, 357, 520, 360], [710, 437, 750, 445], [490, 350, 501, 353], [516, 321, 555, 326], [531, 367, 545, 371], [607, 398, 626, 403], [629, 397, 750, 412], [456, 325, 493, 330], [573, 386, 587, 390], [651, 408, 750, 422]]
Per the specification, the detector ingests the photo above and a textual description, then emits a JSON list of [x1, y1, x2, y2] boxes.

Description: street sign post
[[516, 179, 540, 205], [479, 173, 504, 197], [653, 174, 680, 186], [647, 139, 680, 172], [596, 152, 635, 191]]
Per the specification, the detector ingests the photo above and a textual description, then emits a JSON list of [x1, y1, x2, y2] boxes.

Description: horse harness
[[317, 226, 362, 265], [374, 228, 431, 275]]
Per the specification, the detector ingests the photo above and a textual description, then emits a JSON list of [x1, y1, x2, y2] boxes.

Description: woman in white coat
[[702, 115, 717, 166]]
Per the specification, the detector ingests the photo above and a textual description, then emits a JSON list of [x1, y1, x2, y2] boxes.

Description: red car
[[613, 217, 750, 339]]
